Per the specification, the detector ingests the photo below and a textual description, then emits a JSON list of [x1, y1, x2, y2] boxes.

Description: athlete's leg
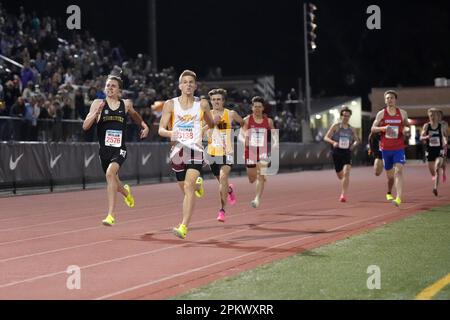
[[434, 157, 444, 194], [385, 167, 395, 198], [178, 181, 185, 194], [115, 175, 127, 197], [181, 168, 201, 227], [252, 163, 267, 208], [105, 162, 121, 218], [428, 161, 436, 178], [247, 166, 258, 184], [341, 164, 351, 198], [218, 165, 231, 209], [374, 158, 383, 176], [393, 163, 404, 201], [442, 153, 447, 182]]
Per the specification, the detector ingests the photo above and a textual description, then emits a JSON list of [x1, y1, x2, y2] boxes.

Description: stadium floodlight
[[306, 3, 318, 52], [302, 2, 318, 142]]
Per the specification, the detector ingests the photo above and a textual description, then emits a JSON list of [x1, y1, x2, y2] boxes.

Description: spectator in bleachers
[[21, 81, 34, 100], [74, 87, 86, 120]]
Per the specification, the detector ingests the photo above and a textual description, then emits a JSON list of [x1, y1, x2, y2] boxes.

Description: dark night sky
[[4, 0, 450, 99]]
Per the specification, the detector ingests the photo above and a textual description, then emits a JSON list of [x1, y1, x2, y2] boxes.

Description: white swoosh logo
[[281, 152, 286, 159], [84, 153, 95, 168], [293, 151, 298, 159], [166, 155, 171, 164], [142, 153, 152, 166], [50, 154, 62, 169], [9, 153, 24, 171]]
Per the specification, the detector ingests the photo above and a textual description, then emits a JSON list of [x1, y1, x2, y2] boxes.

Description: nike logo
[[281, 152, 286, 159], [293, 151, 298, 159], [50, 154, 62, 169], [306, 151, 311, 159], [142, 152, 152, 166], [84, 153, 96, 168], [166, 155, 171, 164], [9, 153, 24, 171]]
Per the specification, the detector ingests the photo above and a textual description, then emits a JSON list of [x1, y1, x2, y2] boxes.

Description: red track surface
[[0, 164, 448, 299]]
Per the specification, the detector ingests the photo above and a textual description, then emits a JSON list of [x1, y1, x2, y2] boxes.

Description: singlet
[[97, 99, 127, 150], [331, 123, 354, 151], [207, 108, 232, 156], [379, 107, 405, 151], [426, 123, 443, 150], [246, 115, 271, 150], [171, 97, 204, 153]]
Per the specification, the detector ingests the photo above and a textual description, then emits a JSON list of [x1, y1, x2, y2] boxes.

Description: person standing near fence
[[82, 71, 149, 226]]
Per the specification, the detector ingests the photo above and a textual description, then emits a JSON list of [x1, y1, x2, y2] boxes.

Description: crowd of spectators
[[0, 4, 303, 143]]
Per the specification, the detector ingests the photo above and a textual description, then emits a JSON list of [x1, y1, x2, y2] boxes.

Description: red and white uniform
[[245, 115, 271, 165], [379, 107, 405, 151]]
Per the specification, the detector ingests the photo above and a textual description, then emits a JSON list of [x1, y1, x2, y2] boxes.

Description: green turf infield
[[175, 205, 450, 300]]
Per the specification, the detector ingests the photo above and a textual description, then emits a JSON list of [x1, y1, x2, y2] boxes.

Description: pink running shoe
[[432, 176, 436, 181], [217, 209, 225, 223], [227, 184, 237, 206], [339, 194, 347, 203]]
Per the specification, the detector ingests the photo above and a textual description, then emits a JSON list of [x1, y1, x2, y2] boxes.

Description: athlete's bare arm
[[231, 110, 244, 127], [82, 99, 104, 131], [125, 99, 149, 139], [442, 124, 448, 146], [420, 123, 430, 141], [201, 98, 215, 128], [441, 121, 449, 139], [371, 110, 387, 133], [400, 109, 411, 135], [350, 127, 360, 150], [268, 118, 278, 147], [158, 99, 174, 139], [324, 123, 339, 147], [238, 116, 250, 144]]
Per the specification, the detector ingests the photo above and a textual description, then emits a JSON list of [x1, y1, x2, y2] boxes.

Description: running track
[[0, 164, 448, 299]]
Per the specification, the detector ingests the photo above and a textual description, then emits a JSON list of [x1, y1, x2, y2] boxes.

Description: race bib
[[212, 130, 227, 148], [105, 130, 122, 147], [250, 129, 266, 147], [429, 137, 441, 147], [338, 137, 350, 149], [385, 125, 399, 139], [173, 124, 194, 142]]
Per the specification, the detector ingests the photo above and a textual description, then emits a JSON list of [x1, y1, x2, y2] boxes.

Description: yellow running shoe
[[102, 214, 115, 226], [123, 184, 135, 208], [392, 197, 401, 207], [194, 177, 204, 198], [172, 224, 187, 239], [386, 193, 394, 201]]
